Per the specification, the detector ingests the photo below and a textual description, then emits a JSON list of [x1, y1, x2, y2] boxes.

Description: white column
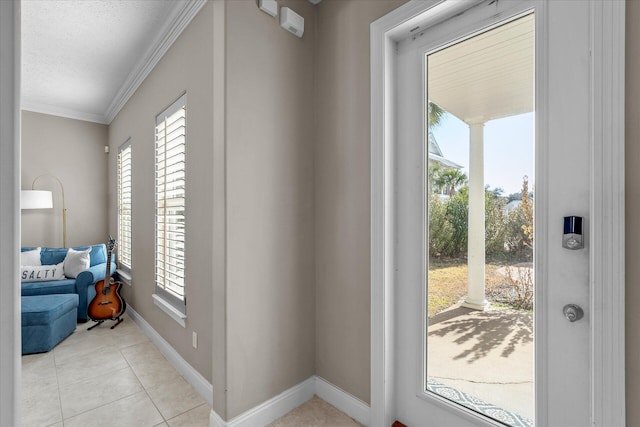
[[462, 122, 489, 310]]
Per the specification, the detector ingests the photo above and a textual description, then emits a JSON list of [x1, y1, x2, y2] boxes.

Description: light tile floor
[[21, 313, 209, 427], [268, 397, 362, 427], [21, 312, 359, 427]]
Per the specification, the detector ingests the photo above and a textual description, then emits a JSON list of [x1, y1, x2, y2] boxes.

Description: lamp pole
[[31, 174, 66, 247]]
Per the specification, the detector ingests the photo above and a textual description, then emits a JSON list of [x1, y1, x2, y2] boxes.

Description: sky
[[431, 111, 534, 196]]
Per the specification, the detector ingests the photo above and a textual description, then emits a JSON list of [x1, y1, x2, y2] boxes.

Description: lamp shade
[[21, 190, 53, 209]]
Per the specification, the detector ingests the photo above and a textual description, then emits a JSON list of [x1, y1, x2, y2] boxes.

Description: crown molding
[[104, 0, 207, 124], [22, 101, 109, 124]]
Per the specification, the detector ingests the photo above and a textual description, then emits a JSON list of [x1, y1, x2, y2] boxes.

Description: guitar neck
[[105, 239, 116, 279], [106, 251, 111, 278]]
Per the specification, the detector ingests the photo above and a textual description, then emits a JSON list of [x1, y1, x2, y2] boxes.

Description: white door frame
[[0, 0, 21, 426], [370, 1, 625, 426]]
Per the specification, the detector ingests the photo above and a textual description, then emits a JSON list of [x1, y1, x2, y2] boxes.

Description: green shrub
[[485, 190, 508, 256], [428, 195, 460, 257], [445, 188, 469, 256], [428, 177, 533, 262]]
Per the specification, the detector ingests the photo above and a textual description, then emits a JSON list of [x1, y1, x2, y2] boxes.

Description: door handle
[[563, 304, 584, 322]]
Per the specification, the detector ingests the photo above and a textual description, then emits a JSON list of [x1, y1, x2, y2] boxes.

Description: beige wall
[[21, 111, 108, 248], [314, 0, 408, 404], [225, 0, 317, 418], [107, 2, 214, 384], [626, 1, 640, 424]]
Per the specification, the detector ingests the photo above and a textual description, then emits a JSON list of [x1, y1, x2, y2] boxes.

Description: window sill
[[116, 269, 132, 286], [152, 294, 186, 328]]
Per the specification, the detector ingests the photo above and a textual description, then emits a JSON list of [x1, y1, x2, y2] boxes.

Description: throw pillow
[[21, 262, 65, 282], [63, 248, 91, 279], [20, 248, 41, 266]]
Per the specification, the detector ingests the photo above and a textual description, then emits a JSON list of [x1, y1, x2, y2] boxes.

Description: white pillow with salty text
[[21, 262, 65, 282]]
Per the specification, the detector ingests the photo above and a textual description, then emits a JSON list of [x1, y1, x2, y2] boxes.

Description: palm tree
[[428, 164, 443, 194], [428, 101, 446, 129], [434, 168, 468, 196]]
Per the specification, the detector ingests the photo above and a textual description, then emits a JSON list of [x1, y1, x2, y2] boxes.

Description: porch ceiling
[[427, 13, 534, 125]]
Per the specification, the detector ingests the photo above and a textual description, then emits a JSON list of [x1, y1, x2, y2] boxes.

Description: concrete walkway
[[427, 304, 534, 421]]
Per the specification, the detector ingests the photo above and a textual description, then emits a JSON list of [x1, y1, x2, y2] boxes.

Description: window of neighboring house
[[117, 138, 132, 282], [154, 94, 187, 323]]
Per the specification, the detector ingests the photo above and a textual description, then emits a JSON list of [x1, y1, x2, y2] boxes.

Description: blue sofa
[[21, 244, 116, 322]]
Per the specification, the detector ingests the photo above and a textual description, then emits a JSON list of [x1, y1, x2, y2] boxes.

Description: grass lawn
[[428, 259, 514, 317]]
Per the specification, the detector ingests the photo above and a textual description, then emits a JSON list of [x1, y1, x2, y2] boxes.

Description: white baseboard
[[125, 307, 369, 426], [209, 408, 227, 427], [227, 376, 315, 427], [209, 375, 370, 427], [314, 376, 370, 426], [126, 306, 213, 407]]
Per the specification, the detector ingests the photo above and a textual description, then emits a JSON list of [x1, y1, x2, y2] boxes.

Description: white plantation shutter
[[117, 139, 132, 273], [155, 94, 186, 312]]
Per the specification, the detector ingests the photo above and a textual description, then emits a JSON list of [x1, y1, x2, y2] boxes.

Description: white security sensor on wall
[[280, 7, 304, 38], [259, 0, 278, 17]]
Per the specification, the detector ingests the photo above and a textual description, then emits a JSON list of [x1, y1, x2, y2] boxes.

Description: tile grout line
[[118, 338, 186, 425], [52, 346, 65, 426], [136, 360, 206, 424], [117, 332, 170, 424], [57, 319, 148, 424], [118, 337, 207, 424], [164, 401, 211, 425], [123, 343, 171, 425], [62, 390, 151, 425], [57, 367, 144, 423]]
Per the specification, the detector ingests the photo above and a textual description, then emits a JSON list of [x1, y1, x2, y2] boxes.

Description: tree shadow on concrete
[[428, 306, 533, 363]]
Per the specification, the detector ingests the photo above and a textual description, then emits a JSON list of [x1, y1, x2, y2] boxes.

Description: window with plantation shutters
[[154, 94, 187, 314], [117, 139, 132, 275]]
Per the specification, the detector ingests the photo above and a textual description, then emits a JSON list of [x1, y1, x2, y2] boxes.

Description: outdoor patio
[[427, 303, 534, 426]]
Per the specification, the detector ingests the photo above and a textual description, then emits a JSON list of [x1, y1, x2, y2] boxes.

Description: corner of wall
[[212, 0, 228, 420]]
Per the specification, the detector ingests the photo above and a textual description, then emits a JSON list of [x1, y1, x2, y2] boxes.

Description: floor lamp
[[20, 174, 67, 247]]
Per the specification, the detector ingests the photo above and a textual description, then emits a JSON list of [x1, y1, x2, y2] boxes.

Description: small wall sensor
[[280, 7, 304, 38], [259, 0, 278, 17]]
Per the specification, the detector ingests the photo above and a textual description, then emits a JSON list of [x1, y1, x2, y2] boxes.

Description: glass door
[[425, 14, 535, 427]]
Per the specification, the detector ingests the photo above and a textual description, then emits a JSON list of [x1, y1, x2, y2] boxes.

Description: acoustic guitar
[[87, 237, 126, 330]]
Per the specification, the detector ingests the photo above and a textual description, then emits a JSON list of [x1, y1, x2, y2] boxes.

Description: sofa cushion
[[21, 294, 79, 326], [21, 262, 65, 282], [87, 244, 107, 266], [21, 279, 76, 296], [31, 244, 107, 267], [39, 247, 69, 266], [63, 248, 91, 278], [21, 248, 41, 266]]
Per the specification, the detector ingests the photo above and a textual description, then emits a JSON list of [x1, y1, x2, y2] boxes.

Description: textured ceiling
[[22, 0, 185, 123]]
